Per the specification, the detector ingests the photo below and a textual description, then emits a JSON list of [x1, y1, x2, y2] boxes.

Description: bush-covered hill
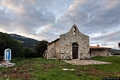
[[9, 34, 39, 49], [0, 32, 48, 59], [0, 32, 25, 58], [110, 49, 120, 55]]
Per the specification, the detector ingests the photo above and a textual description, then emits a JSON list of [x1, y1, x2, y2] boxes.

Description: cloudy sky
[[0, 0, 120, 49]]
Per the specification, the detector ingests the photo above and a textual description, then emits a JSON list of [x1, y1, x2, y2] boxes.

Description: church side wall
[[47, 40, 60, 59], [47, 43, 54, 51], [47, 43, 55, 59], [55, 40, 61, 58]]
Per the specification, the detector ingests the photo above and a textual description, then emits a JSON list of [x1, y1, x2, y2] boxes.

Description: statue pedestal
[[5, 60, 10, 63], [0, 60, 15, 68]]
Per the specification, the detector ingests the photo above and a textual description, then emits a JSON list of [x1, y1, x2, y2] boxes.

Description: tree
[[35, 40, 48, 57], [0, 32, 25, 58], [7, 40, 25, 58]]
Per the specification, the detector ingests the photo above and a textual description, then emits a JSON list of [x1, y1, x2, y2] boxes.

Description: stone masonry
[[46, 24, 90, 59]]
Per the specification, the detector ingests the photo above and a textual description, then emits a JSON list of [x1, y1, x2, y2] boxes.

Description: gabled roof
[[48, 24, 89, 46]]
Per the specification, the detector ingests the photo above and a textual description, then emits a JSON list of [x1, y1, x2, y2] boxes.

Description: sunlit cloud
[[0, 0, 120, 49]]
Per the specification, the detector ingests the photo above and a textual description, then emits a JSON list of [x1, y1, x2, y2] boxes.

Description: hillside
[[0, 32, 25, 58], [9, 34, 39, 49], [110, 49, 120, 55]]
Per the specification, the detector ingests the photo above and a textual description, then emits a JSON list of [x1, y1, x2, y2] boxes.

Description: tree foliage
[[0, 32, 49, 59], [0, 32, 24, 58], [35, 40, 48, 57]]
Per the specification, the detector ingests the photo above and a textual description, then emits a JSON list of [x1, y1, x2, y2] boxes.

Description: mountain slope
[[9, 34, 39, 49], [110, 49, 120, 55]]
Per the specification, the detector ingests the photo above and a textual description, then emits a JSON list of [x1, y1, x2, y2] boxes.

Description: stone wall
[[46, 39, 61, 59], [59, 25, 89, 59], [46, 24, 89, 59], [90, 49, 110, 57], [55, 40, 60, 58]]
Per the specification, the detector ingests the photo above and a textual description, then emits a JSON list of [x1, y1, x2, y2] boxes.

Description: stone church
[[45, 24, 90, 59]]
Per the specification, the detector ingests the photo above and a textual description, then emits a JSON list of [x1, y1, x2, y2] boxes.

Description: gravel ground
[[64, 59, 111, 65]]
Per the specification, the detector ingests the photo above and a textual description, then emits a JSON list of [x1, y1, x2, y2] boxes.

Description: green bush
[[35, 40, 48, 57], [0, 56, 3, 61]]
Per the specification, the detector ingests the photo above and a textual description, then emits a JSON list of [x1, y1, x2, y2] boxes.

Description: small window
[[73, 27, 76, 34]]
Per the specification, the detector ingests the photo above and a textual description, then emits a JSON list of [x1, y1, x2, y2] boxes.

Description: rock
[[0, 61, 15, 68], [14, 68, 17, 70]]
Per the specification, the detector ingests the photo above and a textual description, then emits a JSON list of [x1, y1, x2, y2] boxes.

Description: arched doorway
[[72, 42, 79, 59]]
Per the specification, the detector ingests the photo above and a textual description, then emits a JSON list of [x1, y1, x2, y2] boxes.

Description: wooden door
[[72, 42, 78, 59]]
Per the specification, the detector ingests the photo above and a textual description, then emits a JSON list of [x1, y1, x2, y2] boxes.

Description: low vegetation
[[0, 56, 120, 80], [0, 32, 48, 58]]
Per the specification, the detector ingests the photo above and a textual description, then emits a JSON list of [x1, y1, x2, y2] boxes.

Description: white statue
[[4, 48, 11, 61]]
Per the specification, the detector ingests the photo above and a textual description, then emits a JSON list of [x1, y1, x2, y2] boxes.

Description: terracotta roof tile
[[90, 46, 111, 49]]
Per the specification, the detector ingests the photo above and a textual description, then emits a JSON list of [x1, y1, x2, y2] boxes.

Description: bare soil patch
[[0, 64, 35, 80], [64, 59, 111, 65]]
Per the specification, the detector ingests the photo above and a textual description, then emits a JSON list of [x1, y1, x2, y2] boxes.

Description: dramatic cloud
[[58, 0, 120, 48], [0, 0, 120, 49]]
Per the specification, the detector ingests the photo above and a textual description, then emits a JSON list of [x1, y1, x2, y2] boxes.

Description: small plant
[[0, 56, 3, 61]]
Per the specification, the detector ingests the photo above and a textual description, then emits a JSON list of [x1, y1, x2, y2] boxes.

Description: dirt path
[[64, 59, 111, 65]]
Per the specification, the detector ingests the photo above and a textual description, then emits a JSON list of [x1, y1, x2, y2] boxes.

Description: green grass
[[0, 56, 120, 80], [91, 56, 120, 73]]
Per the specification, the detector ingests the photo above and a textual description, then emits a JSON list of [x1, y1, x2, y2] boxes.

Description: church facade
[[46, 25, 90, 59]]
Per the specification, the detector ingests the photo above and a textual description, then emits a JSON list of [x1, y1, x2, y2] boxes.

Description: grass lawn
[[0, 56, 120, 80]]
